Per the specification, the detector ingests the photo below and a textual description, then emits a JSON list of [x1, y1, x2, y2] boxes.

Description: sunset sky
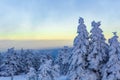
[[0, 0, 120, 50], [0, 0, 120, 40]]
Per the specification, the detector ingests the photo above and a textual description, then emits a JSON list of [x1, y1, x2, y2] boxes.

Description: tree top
[[112, 32, 117, 36], [79, 17, 84, 24], [91, 21, 101, 27]]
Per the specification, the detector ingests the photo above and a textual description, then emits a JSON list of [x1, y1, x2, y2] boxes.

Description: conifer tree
[[27, 67, 36, 80], [102, 32, 120, 80], [87, 21, 108, 79], [68, 17, 98, 80], [38, 56, 60, 80], [1, 48, 19, 80], [56, 46, 71, 75], [24, 50, 35, 73]]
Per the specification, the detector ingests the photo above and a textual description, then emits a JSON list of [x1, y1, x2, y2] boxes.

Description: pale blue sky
[[0, 0, 120, 40]]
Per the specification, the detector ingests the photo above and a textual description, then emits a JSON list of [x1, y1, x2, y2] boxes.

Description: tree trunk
[[11, 74, 14, 80], [11, 75, 14, 80], [36, 72, 39, 80]]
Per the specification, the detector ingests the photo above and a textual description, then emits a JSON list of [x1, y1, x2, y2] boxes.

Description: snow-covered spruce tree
[[0, 48, 19, 80], [52, 64, 60, 80], [68, 17, 98, 80], [20, 49, 42, 73], [17, 48, 26, 73], [27, 67, 36, 80], [38, 57, 60, 80], [56, 46, 71, 75], [33, 52, 42, 71], [23, 50, 35, 73], [87, 21, 108, 78], [17, 49, 34, 73], [102, 32, 120, 80]]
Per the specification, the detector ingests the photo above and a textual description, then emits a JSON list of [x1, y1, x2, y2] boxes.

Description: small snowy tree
[[56, 46, 71, 75], [0, 48, 19, 78], [52, 64, 60, 80], [27, 67, 36, 80], [38, 59, 53, 80], [38, 57, 60, 80], [102, 32, 120, 80], [23, 50, 35, 73], [81, 70, 98, 80], [17, 48, 26, 73], [33, 53, 42, 71]]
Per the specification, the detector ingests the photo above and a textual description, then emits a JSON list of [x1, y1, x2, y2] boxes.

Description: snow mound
[[57, 76, 67, 80]]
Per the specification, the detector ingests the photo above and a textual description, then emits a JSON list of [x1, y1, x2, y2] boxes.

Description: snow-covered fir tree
[[56, 46, 71, 75], [33, 52, 42, 71], [68, 17, 98, 80], [17, 48, 26, 73], [0, 48, 20, 80], [52, 64, 60, 80], [38, 59, 52, 80], [0, 48, 17, 76], [27, 67, 36, 80], [23, 50, 35, 73], [87, 21, 108, 79], [18, 49, 39, 73], [102, 32, 120, 80], [38, 56, 60, 80]]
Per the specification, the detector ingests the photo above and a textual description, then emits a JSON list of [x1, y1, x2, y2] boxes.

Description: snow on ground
[[57, 76, 67, 80], [0, 75, 67, 80], [0, 75, 26, 80]]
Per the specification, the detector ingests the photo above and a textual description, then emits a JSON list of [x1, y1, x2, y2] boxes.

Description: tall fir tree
[[68, 17, 98, 80], [102, 32, 120, 80], [87, 21, 108, 78]]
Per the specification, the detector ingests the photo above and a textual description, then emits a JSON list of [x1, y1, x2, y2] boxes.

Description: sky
[[0, 0, 120, 50]]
